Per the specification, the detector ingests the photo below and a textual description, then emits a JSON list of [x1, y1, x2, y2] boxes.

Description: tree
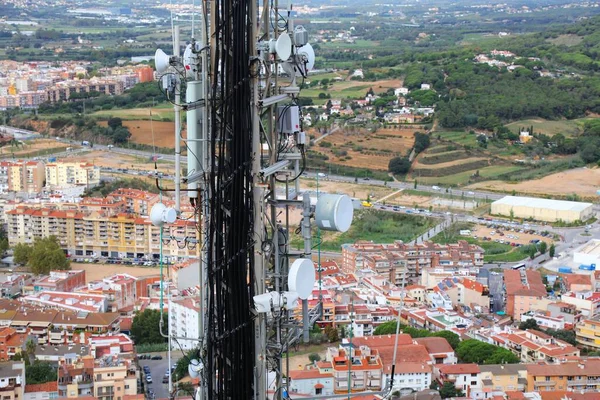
[[414, 180, 418, 189], [13, 243, 30, 265], [549, 243, 556, 258], [107, 117, 123, 130], [131, 309, 168, 345], [519, 319, 540, 331], [388, 157, 411, 174], [439, 381, 463, 399], [539, 241, 547, 255], [456, 339, 519, 364], [324, 325, 339, 342], [308, 353, 321, 363], [509, 208, 514, 222], [529, 247, 536, 260], [28, 237, 70, 275], [25, 339, 36, 366], [432, 331, 460, 350], [373, 321, 399, 335], [26, 361, 57, 384]]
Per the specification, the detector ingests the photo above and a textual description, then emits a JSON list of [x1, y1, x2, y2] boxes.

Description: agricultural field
[[0, 138, 70, 158], [91, 105, 175, 121], [99, 120, 176, 148], [301, 76, 402, 103], [467, 167, 600, 198], [504, 118, 587, 137], [312, 128, 415, 171]]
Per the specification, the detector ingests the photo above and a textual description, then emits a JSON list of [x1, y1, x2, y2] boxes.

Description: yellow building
[[45, 161, 100, 188], [527, 359, 600, 393], [7, 206, 197, 260], [93, 359, 137, 399], [478, 364, 527, 396], [576, 318, 600, 349], [0, 161, 45, 194]]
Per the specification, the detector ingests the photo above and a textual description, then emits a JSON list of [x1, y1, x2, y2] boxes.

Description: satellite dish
[[150, 203, 177, 227], [155, 49, 171, 74], [297, 43, 315, 72], [288, 258, 315, 300], [275, 33, 292, 61], [315, 194, 353, 233]]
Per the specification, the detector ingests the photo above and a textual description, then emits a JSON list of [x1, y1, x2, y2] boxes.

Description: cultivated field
[[0, 138, 70, 157], [123, 121, 175, 148], [313, 128, 416, 171], [66, 150, 175, 175], [467, 167, 600, 198], [91, 105, 175, 121], [504, 118, 585, 137]]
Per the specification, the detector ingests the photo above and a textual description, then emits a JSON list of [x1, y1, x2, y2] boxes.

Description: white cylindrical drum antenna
[[186, 80, 203, 198], [315, 194, 354, 233]]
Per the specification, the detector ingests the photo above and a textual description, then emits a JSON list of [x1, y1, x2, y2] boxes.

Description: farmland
[[504, 118, 587, 137], [99, 120, 176, 148]]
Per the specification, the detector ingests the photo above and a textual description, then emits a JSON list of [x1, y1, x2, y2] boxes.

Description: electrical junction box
[[277, 105, 300, 134]]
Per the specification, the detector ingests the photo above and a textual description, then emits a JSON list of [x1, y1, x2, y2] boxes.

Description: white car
[[432, 186, 440, 190]]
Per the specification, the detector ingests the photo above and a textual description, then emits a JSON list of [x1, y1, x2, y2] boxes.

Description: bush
[[388, 156, 411, 174]]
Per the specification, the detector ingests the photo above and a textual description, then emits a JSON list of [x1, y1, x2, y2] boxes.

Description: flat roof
[[492, 196, 593, 212], [578, 240, 600, 257]]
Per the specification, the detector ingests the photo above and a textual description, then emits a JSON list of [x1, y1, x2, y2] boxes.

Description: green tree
[[13, 243, 30, 265], [539, 241, 547, 255], [308, 353, 321, 363], [28, 237, 70, 275], [0, 238, 8, 256], [26, 361, 57, 384], [388, 157, 411, 174], [373, 321, 399, 335], [107, 117, 123, 130], [529, 247, 536, 260], [456, 339, 519, 364], [519, 319, 540, 331], [25, 339, 36, 365], [324, 325, 339, 342], [432, 331, 460, 350], [131, 309, 168, 345], [439, 381, 463, 399], [509, 208, 514, 222], [414, 180, 418, 189], [549, 243, 556, 258]]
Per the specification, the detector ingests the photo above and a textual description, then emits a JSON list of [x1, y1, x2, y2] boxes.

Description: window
[[315, 388, 322, 395], [125, 385, 129, 390], [471, 381, 477, 386], [546, 377, 550, 382]]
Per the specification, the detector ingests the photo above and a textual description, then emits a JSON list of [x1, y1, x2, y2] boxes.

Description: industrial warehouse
[[491, 195, 594, 223]]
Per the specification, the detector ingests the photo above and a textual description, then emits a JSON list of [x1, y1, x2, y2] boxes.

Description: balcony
[[535, 380, 556, 386]]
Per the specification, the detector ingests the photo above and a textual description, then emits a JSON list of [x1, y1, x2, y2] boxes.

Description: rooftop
[[493, 195, 593, 212]]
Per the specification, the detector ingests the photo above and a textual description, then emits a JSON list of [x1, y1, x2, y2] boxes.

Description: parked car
[[162, 374, 169, 384], [146, 374, 153, 384], [151, 355, 163, 360]]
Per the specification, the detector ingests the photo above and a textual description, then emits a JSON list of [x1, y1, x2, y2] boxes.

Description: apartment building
[[0, 362, 25, 400], [435, 363, 481, 397], [6, 206, 198, 260], [520, 311, 566, 330], [473, 364, 528, 399], [342, 240, 483, 285], [46, 80, 124, 103], [289, 362, 334, 396], [326, 345, 383, 394], [526, 359, 600, 393], [80, 274, 138, 313], [93, 356, 137, 399], [45, 161, 100, 188], [57, 355, 95, 397], [547, 302, 581, 329], [0, 328, 26, 361], [503, 269, 549, 319], [575, 318, 600, 349], [0, 161, 45, 194], [107, 188, 159, 215], [22, 291, 108, 313], [493, 329, 579, 363], [331, 303, 396, 337], [560, 291, 600, 318], [430, 277, 490, 310], [169, 297, 200, 350], [32, 270, 86, 293]]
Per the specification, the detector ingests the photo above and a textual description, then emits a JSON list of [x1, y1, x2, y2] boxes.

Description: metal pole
[[168, 291, 173, 394], [301, 192, 312, 343], [251, 0, 266, 397], [173, 26, 181, 213]]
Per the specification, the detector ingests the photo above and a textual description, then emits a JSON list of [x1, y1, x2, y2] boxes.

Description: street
[[139, 353, 182, 399]]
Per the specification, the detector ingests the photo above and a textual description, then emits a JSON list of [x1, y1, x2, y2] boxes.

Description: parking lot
[[139, 353, 182, 399]]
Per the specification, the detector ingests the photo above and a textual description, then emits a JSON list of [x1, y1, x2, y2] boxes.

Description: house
[[326, 344, 383, 394], [414, 337, 457, 365], [519, 130, 532, 143], [503, 270, 548, 319], [472, 364, 528, 399], [434, 363, 480, 397], [493, 328, 579, 363], [420, 84, 431, 90], [288, 362, 334, 396], [394, 87, 409, 96], [24, 382, 59, 400], [575, 318, 600, 349], [351, 69, 364, 79], [527, 358, 600, 393]]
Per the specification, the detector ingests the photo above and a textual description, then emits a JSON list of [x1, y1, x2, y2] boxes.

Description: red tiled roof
[[414, 337, 453, 354], [437, 363, 480, 375], [25, 382, 58, 393]]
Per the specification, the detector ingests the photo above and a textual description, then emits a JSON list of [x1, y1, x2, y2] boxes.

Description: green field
[[416, 165, 526, 186], [290, 209, 438, 252], [90, 104, 175, 121], [504, 118, 588, 137], [436, 131, 479, 146]]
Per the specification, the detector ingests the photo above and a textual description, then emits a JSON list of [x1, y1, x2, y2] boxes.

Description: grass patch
[[436, 131, 478, 147], [291, 209, 438, 252], [0, 146, 67, 159], [413, 159, 490, 178], [419, 150, 469, 165], [504, 118, 586, 137]]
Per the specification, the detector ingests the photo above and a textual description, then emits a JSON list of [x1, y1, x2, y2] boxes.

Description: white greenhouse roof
[[492, 196, 593, 212]]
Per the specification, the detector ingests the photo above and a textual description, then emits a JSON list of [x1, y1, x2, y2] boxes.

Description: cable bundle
[[205, 0, 256, 398]]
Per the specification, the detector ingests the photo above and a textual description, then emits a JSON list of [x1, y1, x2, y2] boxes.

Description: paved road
[[139, 353, 182, 400]]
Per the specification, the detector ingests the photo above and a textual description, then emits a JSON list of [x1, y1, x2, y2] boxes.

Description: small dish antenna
[[275, 33, 292, 61], [154, 49, 173, 74], [297, 43, 315, 72], [150, 203, 177, 227], [288, 258, 315, 300], [315, 194, 353, 233]]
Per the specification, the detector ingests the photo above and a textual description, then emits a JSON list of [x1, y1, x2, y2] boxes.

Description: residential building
[[562, 274, 593, 292], [342, 240, 483, 285], [493, 329, 579, 363], [0, 328, 26, 361], [413, 337, 457, 365], [170, 297, 200, 350], [575, 318, 600, 349], [547, 302, 581, 329], [326, 344, 383, 394], [57, 355, 94, 397], [0, 161, 45, 194], [332, 303, 396, 337], [473, 364, 528, 399], [526, 359, 600, 393], [6, 206, 198, 260], [93, 356, 137, 399], [32, 270, 86, 293], [434, 364, 480, 397], [289, 362, 334, 397], [405, 308, 473, 332], [560, 291, 600, 317], [520, 311, 566, 330], [429, 277, 489, 310], [24, 382, 59, 400], [89, 334, 134, 358], [0, 362, 25, 400], [504, 270, 549, 319], [34, 344, 89, 364], [0, 274, 33, 299], [22, 291, 108, 313], [45, 161, 100, 188], [80, 274, 138, 313]]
